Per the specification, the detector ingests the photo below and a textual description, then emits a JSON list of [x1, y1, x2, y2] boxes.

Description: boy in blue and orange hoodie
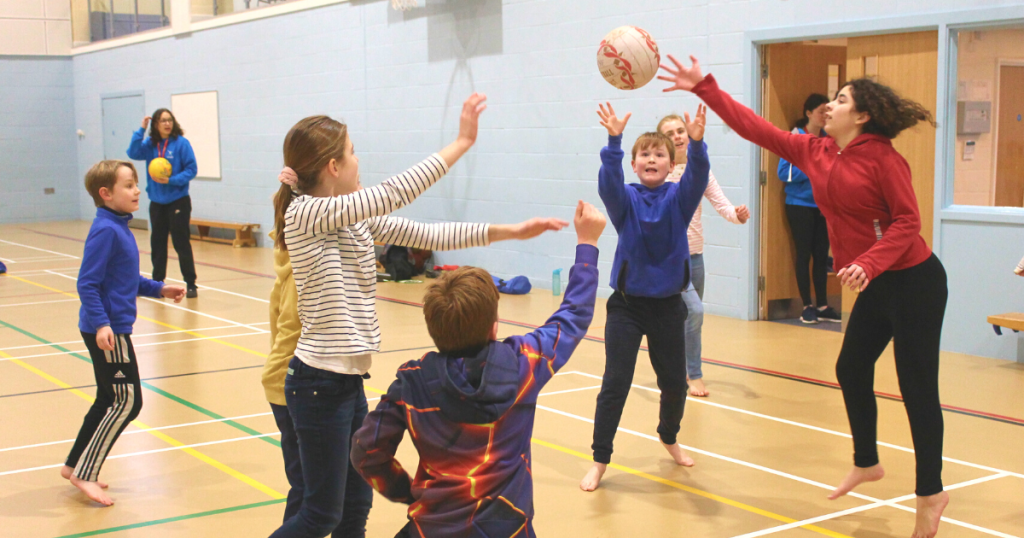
[[61, 160, 185, 506], [351, 201, 606, 537], [580, 102, 710, 492]]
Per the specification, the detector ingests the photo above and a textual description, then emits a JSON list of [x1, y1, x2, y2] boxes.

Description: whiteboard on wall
[[171, 91, 221, 179]]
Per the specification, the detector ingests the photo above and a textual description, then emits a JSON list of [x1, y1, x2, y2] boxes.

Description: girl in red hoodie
[[660, 56, 947, 538]]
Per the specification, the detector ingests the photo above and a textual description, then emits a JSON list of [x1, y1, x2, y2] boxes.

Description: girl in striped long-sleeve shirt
[[658, 112, 750, 398], [268, 94, 568, 538]]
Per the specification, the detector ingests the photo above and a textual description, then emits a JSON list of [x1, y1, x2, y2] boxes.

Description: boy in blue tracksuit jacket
[[62, 160, 184, 507], [351, 202, 606, 537], [581, 103, 710, 492]]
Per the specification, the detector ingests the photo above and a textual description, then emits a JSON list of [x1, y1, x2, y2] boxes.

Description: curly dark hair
[[149, 108, 185, 142], [844, 79, 935, 139]]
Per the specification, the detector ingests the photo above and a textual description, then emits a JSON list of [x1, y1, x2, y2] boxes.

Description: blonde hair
[[656, 114, 684, 135], [273, 116, 349, 250], [423, 267, 500, 353], [84, 160, 137, 207], [631, 132, 675, 163]]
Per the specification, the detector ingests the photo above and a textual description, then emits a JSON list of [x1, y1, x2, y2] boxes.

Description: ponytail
[[273, 115, 349, 251]]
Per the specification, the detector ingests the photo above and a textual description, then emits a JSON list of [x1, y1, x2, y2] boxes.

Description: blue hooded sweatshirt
[[351, 245, 598, 538], [127, 128, 198, 205], [599, 134, 709, 298], [776, 127, 818, 208], [78, 207, 165, 334]]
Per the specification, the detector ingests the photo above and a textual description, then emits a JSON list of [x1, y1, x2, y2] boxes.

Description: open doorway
[[757, 32, 938, 326]]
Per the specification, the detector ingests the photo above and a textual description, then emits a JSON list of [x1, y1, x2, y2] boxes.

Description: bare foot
[[687, 378, 709, 397], [662, 442, 695, 467], [828, 464, 884, 500], [62, 465, 107, 488], [912, 491, 948, 538], [70, 475, 114, 506], [580, 463, 607, 492]]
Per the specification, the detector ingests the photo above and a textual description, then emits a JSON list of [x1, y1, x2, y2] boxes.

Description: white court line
[[562, 370, 1024, 480], [0, 411, 276, 453], [535, 403, 1015, 538], [0, 298, 80, 309], [143, 273, 271, 304], [730, 472, 1016, 538], [45, 271, 269, 334], [0, 322, 270, 352], [0, 330, 265, 362], [538, 385, 603, 397], [0, 239, 79, 259], [0, 397, 387, 476]]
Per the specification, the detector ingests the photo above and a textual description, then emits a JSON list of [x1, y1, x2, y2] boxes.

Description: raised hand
[[279, 167, 299, 190], [574, 200, 606, 246], [142, 116, 152, 129], [456, 93, 488, 148], [683, 104, 706, 142], [597, 102, 631, 137], [657, 55, 705, 93]]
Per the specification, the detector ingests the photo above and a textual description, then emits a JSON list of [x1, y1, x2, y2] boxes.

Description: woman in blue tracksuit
[[777, 93, 839, 324], [128, 108, 199, 298]]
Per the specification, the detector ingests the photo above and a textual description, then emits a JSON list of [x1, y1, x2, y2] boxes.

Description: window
[[71, 0, 171, 45], [953, 27, 1024, 208]]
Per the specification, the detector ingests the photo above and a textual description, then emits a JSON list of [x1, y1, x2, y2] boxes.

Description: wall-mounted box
[[957, 101, 991, 135]]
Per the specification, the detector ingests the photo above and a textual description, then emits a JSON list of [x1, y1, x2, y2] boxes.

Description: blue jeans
[[271, 403, 304, 524], [270, 358, 373, 538], [681, 254, 705, 380]]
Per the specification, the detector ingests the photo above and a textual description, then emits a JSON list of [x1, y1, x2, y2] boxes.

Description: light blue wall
[[67, 0, 1024, 359], [0, 57, 78, 223]]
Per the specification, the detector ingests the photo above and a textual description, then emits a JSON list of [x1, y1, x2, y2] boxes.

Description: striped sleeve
[[367, 216, 490, 251], [703, 171, 741, 224], [290, 154, 449, 237]]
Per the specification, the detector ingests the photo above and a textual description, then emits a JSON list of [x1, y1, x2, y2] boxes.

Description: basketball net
[[390, 0, 417, 10]]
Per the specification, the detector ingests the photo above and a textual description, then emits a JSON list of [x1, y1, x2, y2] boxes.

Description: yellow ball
[[149, 158, 172, 182]]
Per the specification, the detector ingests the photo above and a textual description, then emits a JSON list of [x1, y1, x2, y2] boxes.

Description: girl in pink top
[[658, 111, 750, 397]]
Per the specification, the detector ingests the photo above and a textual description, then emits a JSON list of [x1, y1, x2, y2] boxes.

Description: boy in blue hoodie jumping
[[351, 201, 606, 537], [580, 103, 710, 492], [61, 160, 185, 506]]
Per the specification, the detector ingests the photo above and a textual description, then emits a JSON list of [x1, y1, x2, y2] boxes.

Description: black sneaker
[[186, 286, 198, 299], [801, 306, 819, 324], [817, 306, 841, 322]]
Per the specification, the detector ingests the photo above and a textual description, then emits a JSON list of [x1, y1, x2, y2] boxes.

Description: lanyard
[[158, 139, 169, 159]]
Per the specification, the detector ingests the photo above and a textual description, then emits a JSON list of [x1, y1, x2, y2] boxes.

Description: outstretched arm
[[515, 202, 603, 393], [596, 102, 632, 229], [704, 172, 746, 224], [368, 216, 568, 251], [659, 55, 819, 171]]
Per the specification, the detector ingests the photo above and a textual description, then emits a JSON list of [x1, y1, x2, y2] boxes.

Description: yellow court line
[[6, 273, 847, 535], [1, 275, 283, 499], [530, 438, 852, 538]]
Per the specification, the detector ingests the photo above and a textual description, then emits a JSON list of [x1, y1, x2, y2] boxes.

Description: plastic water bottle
[[552, 269, 562, 296]]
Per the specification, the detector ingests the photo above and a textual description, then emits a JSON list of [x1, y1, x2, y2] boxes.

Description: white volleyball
[[597, 26, 661, 90]]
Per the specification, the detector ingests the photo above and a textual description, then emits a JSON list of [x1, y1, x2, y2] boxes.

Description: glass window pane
[[71, 0, 170, 44], [954, 27, 1024, 208]]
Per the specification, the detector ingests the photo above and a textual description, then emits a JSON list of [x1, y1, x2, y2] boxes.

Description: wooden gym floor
[[1, 220, 1022, 538]]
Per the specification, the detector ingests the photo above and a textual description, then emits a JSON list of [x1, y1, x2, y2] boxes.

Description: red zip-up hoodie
[[694, 75, 932, 281]]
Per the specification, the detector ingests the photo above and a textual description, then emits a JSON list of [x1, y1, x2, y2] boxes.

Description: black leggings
[[592, 291, 688, 464], [150, 196, 197, 286], [836, 254, 947, 496], [785, 204, 829, 307]]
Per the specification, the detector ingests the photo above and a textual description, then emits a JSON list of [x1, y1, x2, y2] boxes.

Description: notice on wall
[[957, 79, 992, 101]]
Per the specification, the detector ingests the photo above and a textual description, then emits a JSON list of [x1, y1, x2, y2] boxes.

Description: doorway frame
[[991, 58, 1024, 207], [737, 6, 1024, 321]]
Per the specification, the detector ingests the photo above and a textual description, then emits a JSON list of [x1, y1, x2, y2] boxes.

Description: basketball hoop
[[390, 0, 417, 10]]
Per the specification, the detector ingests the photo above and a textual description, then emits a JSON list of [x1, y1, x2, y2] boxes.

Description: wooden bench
[[190, 218, 260, 248], [989, 312, 1024, 336]]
